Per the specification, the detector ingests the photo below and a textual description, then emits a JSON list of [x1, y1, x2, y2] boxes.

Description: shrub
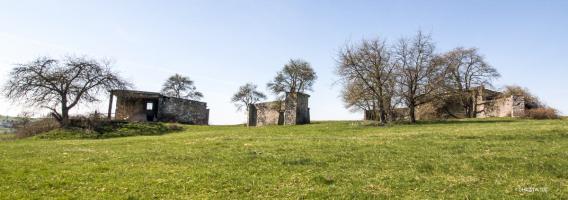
[[68, 112, 112, 132], [36, 122, 184, 139], [109, 123, 183, 138], [14, 118, 59, 138], [525, 108, 560, 120], [502, 85, 543, 109]]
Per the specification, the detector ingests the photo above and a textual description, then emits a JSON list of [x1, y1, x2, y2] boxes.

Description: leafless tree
[[231, 83, 266, 112], [337, 38, 396, 124], [341, 79, 376, 112], [394, 31, 445, 123], [267, 59, 317, 97], [161, 74, 203, 100], [2, 56, 131, 127], [439, 47, 500, 117]]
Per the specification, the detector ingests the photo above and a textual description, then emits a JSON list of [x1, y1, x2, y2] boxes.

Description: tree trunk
[[60, 106, 70, 127], [378, 101, 387, 125], [409, 104, 417, 123], [60, 97, 70, 127]]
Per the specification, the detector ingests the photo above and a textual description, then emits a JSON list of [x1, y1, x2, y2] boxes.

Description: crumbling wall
[[248, 92, 311, 126], [416, 100, 465, 120], [247, 105, 257, 126], [283, 94, 297, 125], [479, 95, 525, 118], [511, 96, 525, 117], [294, 93, 310, 124], [250, 102, 282, 126], [115, 97, 149, 122], [158, 97, 209, 125]]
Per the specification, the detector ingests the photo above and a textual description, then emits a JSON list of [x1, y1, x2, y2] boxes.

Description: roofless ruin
[[107, 90, 209, 125]]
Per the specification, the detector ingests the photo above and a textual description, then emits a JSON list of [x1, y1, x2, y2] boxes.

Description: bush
[[14, 118, 59, 138], [108, 123, 184, 138], [525, 108, 560, 120], [36, 122, 184, 139]]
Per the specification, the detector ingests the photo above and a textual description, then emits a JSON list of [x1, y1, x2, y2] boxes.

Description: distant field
[[0, 118, 566, 199]]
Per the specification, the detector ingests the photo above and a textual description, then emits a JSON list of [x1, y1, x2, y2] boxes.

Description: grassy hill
[[0, 118, 566, 199]]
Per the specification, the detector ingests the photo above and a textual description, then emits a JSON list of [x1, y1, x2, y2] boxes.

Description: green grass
[[0, 118, 567, 199], [0, 132, 15, 140]]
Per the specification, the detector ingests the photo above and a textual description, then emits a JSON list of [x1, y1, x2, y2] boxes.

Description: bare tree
[[439, 47, 500, 117], [161, 74, 203, 100], [231, 83, 266, 125], [341, 79, 375, 112], [337, 38, 396, 124], [3, 56, 131, 127], [267, 59, 317, 96], [231, 83, 266, 112], [394, 31, 445, 123]]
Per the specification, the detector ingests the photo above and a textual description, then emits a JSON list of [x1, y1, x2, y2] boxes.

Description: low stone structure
[[108, 90, 209, 125], [363, 86, 526, 121], [248, 92, 310, 126], [415, 86, 525, 120], [475, 87, 525, 118]]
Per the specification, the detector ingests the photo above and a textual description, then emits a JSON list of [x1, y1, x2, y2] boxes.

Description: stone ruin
[[416, 86, 526, 120], [247, 92, 310, 126], [108, 90, 209, 125], [363, 86, 526, 121]]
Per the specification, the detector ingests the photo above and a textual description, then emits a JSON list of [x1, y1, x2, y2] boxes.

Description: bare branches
[[438, 47, 500, 117], [231, 83, 266, 112], [337, 37, 394, 124], [394, 31, 444, 122], [2, 56, 131, 126], [336, 32, 500, 123]]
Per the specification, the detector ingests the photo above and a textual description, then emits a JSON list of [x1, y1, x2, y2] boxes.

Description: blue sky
[[0, 0, 567, 124]]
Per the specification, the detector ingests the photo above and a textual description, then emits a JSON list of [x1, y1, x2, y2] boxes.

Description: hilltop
[[0, 118, 566, 199]]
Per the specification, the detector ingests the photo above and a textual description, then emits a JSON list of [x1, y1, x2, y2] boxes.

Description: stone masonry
[[248, 92, 310, 126], [109, 90, 209, 125], [413, 86, 526, 120]]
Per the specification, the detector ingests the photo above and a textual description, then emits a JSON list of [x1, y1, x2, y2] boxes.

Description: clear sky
[[0, 0, 567, 124]]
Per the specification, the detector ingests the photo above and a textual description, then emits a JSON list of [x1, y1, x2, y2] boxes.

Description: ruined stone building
[[363, 86, 526, 121], [416, 86, 525, 120], [247, 92, 310, 126], [108, 90, 209, 125]]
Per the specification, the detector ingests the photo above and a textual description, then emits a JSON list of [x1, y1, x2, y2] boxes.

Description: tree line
[[336, 31, 500, 124]]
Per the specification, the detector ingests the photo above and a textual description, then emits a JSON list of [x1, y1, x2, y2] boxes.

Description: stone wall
[[414, 94, 526, 120], [250, 101, 282, 126], [511, 96, 526, 117], [248, 92, 310, 126], [478, 95, 525, 118], [112, 90, 209, 125], [158, 97, 209, 125], [293, 93, 310, 124]]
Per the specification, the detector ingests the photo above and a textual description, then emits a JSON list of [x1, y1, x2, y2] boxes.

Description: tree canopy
[[231, 83, 266, 112], [161, 74, 203, 100], [267, 59, 317, 96]]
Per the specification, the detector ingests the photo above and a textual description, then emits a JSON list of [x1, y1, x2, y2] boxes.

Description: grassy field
[[0, 132, 14, 140], [0, 118, 566, 199]]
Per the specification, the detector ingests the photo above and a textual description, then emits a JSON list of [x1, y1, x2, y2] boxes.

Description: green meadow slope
[[0, 118, 566, 199]]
